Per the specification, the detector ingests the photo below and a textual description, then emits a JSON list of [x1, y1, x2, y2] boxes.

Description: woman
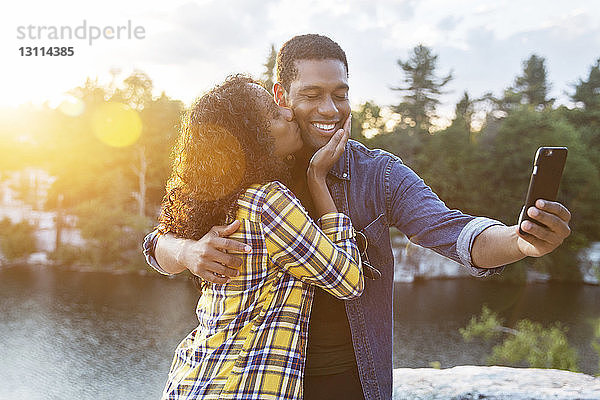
[[158, 75, 363, 400]]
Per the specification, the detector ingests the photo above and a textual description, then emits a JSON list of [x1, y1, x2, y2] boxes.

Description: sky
[[1, 0, 599, 123]]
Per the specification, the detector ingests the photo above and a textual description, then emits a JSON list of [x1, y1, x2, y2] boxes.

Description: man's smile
[[311, 121, 338, 134]]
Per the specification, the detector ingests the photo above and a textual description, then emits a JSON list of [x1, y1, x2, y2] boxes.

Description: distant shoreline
[[2, 261, 599, 287]]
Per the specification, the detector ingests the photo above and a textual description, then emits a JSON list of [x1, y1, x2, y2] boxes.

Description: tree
[[508, 54, 553, 109], [73, 196, 149, 269], [350, 101, 386, 141], [259, 44, 277, 93], [392, 44, 453, 135], [0, 218, 37, 262], [563, 60, 600, 176], [417, 93, 477, 209], [460, 305, 579, 371], [454, 91, 475, 133], [571, 58, 600, 111], [112, 70, 153, 111], [41, 72, 182, 269], [137, 92, 183, 217]]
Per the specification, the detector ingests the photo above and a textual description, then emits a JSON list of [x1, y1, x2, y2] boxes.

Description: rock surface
[[393, 366, 600, 399]]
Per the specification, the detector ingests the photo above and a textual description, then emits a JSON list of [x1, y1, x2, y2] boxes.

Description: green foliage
[[359, 57, 600, 284], [351, 101, 386, 141], [366, 127, 424, 167], [0, 71, 182, 271], [0, 218, 37, 262], [460, 305, 579, 371], [2, 52, 600, 277], [454, 91, 475, 133], [428, 361, 441, 369], [259, 44, 277, 93], [72, 198, 152, 268], [48, 244, 85, 267], [488, 54, 553, 112], [514, 54, 553, 108], [488, 320, 578, 371], [392, 44, 452, 135], [571, 58, 600, 111], [592, 319, 600, 375], [460, 305, 504, 341], [461, 107, 600, 280]]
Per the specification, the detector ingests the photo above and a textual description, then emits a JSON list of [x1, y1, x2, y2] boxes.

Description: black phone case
[[518, 147, 568, 235]]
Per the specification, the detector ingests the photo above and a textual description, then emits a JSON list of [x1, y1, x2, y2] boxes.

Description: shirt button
[[342, 173, 348, 178]]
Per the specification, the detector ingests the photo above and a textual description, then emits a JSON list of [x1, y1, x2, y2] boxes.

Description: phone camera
[[545, 149, 553, 157]]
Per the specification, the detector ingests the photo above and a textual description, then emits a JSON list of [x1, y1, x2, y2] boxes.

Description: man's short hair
[[276, 34, 348, 91]]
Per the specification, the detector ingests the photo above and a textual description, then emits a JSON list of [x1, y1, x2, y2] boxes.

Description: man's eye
[[304, 94, 319, 99]]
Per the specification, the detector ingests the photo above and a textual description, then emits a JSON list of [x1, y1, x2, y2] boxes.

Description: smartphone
[[518, 146, 568, 235]]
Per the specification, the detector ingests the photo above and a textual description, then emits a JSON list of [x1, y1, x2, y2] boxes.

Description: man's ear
[[273, 82, 289, 107]]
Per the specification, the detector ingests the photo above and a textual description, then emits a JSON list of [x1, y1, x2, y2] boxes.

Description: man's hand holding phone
[[515, 147, 571, 258], [516, 199, 572, 258]]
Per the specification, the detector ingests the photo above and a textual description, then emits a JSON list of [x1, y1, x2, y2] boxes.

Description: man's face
[[285, 59, 350, 150]]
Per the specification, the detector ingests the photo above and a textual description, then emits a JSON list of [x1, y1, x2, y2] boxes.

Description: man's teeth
[[313, 122, 336, 131]]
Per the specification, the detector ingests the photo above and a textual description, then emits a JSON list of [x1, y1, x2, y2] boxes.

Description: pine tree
[[454, 91, 475, 133], [571, 58, 600, 111], [391, 44, 452, 135], [259, 44, 277, 94], [513, 54, 553, 109]]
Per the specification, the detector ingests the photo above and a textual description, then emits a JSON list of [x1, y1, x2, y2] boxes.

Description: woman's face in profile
[[254, 85, 303, 158], [269, 104, 303, 158]]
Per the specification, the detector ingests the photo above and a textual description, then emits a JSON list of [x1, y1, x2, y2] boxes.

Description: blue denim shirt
[[143, 139, 504, 400]]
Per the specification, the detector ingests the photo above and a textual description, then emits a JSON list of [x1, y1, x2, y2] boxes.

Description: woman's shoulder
[[238, 181, 295, 208], [238, 181, 302, 213]]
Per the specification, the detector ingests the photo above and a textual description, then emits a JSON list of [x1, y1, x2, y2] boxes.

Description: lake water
[[1, 265, 598, 400]]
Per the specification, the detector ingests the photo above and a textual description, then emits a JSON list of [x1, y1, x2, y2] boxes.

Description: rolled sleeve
[[262, 183, 363, 300], [457, 217, 506, 277], [317, 212, 355, 243], [142, 229, 172, 276]]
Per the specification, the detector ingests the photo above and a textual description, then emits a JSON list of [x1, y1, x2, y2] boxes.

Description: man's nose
[[317, 96, 338, 117]]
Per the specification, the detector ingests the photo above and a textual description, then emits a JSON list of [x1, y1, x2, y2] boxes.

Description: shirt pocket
[[357, 213, 388, 279], [361, 213, 387, 244]]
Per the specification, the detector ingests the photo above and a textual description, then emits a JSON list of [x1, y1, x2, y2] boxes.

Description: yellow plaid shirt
[[162, 181, 364, 400]]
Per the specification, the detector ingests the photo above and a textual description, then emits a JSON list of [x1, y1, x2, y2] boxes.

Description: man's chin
[[305, 135, 332, 150]]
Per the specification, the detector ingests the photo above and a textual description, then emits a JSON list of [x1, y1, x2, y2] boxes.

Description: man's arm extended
[[472, 199, 572, 268], [152, 221, 251, 284]]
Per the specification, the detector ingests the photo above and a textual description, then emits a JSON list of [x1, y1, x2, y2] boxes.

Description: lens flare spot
[[92, 102, 142, 147]]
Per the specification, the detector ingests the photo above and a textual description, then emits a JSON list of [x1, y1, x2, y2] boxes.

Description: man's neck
[[295, 146, 315, 169], [289, 146, 317, 217]]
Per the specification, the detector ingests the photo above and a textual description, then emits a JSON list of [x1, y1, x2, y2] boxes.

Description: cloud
[[435, 16, 600, 116], [437, 15, 463, 32], [142, 0, 276, 66]]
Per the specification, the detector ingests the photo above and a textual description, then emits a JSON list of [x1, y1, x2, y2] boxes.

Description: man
[[143, 34, 571, 400]]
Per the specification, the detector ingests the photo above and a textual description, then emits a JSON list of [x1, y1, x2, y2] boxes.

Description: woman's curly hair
[[159, 75, 291, 286]]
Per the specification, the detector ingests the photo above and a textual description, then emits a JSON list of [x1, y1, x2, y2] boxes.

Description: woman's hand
[[306, 116, 350, 217], [307, 115, 351, 182]]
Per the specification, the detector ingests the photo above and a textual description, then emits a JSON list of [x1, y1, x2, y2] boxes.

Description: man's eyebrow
[[298, 84, 349, 91]]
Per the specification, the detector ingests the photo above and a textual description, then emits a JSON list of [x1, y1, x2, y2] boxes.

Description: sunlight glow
[[91, 102, 142, 147], [56, 95, 85, 117]]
